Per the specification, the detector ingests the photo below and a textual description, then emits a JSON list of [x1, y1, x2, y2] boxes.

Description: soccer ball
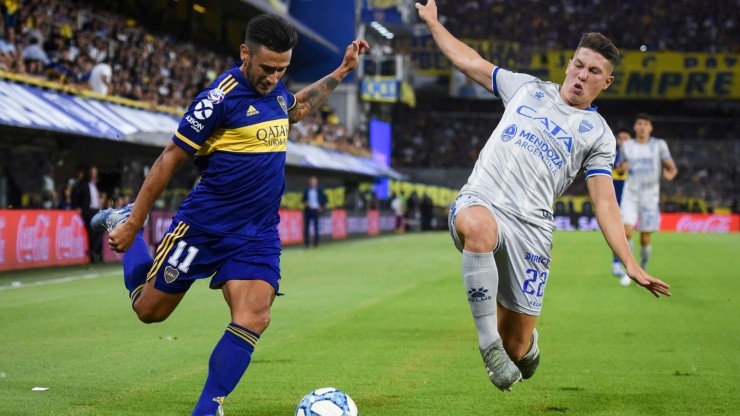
[[295, 387, 358, 416]]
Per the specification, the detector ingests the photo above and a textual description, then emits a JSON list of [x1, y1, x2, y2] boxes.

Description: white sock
[[462, 250, 500, 349], [640, 244, 652, 270]]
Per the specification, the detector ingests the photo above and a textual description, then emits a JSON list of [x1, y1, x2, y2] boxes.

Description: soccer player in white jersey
[[416, 0, 671, 392], [617, 114, 678, 286]]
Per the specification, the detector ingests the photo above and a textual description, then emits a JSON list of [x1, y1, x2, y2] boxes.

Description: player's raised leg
[[453, 204, 522, 390], [192, 279, 275, 416], [498, 307, 539, 379], [91, 204, 153, 305]]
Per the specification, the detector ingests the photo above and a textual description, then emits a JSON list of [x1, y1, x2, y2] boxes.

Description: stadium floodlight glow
[[370, 20, 395, 40], [192, 3, 206, 13]]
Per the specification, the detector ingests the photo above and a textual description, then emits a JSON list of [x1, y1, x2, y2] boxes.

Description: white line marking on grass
[[0, 272, 109, 291]]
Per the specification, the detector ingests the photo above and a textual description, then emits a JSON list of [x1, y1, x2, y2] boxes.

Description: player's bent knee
[[135, 309, 172, 324], [456, 209, 498, 252], [234, 310, 271, 335], [133, 302, 176, 324], [461, 227, 498, 252]]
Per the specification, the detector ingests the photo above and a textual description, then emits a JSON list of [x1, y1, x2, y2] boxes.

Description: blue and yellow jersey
[[172, 64, 296, 237], [612, 149, 627, 203]]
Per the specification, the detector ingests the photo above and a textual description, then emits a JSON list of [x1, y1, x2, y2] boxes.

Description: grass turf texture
[[0, 231, 738, 415]]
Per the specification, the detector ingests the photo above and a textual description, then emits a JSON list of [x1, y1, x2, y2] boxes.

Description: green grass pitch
[[1, 231, 738, 415]]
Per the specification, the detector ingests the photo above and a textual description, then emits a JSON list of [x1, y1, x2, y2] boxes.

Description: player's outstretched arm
[[109, 142, 190, 253], [289, 39, 370, 123], [587, 175, 672, 297], [415, 0, 495, 91], [662, 158, 678, 181]]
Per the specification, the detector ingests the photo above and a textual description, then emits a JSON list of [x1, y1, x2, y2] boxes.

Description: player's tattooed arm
[[289, 39, 369, 123], [289, 75, 341, 123]]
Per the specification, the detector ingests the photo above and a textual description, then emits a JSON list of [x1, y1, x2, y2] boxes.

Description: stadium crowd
[[0, 0, 232, 108], [434, 0, 739, 53], [0, 0, 371, 153]]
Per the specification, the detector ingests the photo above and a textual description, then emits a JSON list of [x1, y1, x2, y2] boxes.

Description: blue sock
[[612, 254, 620, 264], [122, 230, 152, 305], [192, 323, 259, 416]]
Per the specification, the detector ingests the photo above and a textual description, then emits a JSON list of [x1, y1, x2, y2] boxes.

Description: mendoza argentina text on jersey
[[462, 67, 616, 232], [171, 64, 296, 237]]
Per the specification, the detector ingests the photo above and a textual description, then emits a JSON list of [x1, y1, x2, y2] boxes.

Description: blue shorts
[[146, 219, 282, 294]]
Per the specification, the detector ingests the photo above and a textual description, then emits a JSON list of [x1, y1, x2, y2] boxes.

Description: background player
[[611, 128, 630, 277], [92, 14, 369, 415], [617, 113, 678, 286], [416, 0, 671, 392]]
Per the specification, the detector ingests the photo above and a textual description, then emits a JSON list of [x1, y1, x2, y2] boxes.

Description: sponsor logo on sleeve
[[193, 99, 213, 120], [206, 88, 225, 104]]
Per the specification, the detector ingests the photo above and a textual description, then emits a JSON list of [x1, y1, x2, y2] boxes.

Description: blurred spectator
[[88, 58, 111, 94], [302, 176, 328, 248], [390, 192, 405, 233], [2, 0, 20, 43], [57, 182, 74, 210], [21, 35, 47, 74], [420, 193, 434, 231], [72, 165, 103, 263]]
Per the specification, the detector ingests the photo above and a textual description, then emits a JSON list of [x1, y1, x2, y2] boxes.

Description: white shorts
[[620, 193, 660, 232], [448, 192, 553, 316]]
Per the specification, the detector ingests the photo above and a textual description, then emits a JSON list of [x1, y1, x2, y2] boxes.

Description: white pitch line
[[0, 271, 110, 291]]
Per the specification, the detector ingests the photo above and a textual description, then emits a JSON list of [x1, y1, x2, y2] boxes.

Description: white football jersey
[[620, 137, 672, 204], [462, 67, 616, 231]]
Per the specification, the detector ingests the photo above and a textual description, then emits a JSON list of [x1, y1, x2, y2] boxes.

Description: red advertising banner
[[0, 209, 400, 270], [661, 213, 739, 233], [331, 209, 348, 240], [278, 209, 304, 245], [0, 210, 89, 271], [367, 209, 380, 236]]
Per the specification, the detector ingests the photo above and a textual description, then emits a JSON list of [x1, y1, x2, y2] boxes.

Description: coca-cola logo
[[17, 213, 51, 262], [676, 215, 731, 233], [55, 213, 87, 260]]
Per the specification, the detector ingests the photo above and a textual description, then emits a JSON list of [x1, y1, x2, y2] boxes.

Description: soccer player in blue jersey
[[610, 128, 630, 277], [416, 0, 670, 392], [91, 14, 369, 415]]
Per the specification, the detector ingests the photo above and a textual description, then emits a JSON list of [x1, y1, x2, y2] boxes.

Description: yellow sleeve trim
[[175, 131, 201, 151]]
